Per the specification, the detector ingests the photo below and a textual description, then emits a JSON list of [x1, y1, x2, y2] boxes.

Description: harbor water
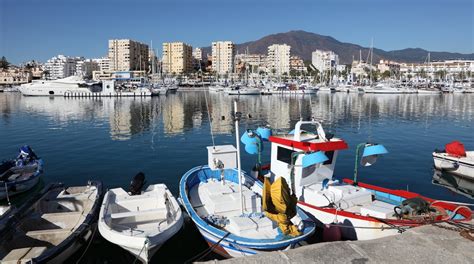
[[1, 91, 473, 262]]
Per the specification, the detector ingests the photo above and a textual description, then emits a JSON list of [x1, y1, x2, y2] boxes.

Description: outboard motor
[[129, 172, 146, 195], [394, 197, 432, 219], [16, 145, 38, 166]]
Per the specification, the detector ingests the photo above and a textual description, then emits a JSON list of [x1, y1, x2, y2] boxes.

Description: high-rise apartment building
[[211, 41, 235, 74], [44, 55, 83, 79], [108, 39, 149, 72], [311, 50, 339, 73], [162, 42, 193, 74], [267, 44, 291, 75]]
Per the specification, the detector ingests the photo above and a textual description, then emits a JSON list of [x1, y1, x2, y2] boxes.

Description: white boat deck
[[190, 179, 280, 239], [0, 185, 98, 263], [303, 181, 398, 219], [104, 185, 172, 237]]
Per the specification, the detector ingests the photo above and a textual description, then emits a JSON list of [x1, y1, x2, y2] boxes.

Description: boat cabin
[[268, 121, 347, 196]]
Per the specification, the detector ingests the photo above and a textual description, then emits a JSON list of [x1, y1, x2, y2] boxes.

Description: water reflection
[[1, 93, 473, 141], [432, 170, 474, 200]]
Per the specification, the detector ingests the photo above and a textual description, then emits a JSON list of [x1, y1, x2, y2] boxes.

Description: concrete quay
[[203, 222, 474, 264]]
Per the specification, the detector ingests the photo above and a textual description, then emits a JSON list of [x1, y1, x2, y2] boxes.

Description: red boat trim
[[298, 179, 472, 225], [269, 136, 349, 152]]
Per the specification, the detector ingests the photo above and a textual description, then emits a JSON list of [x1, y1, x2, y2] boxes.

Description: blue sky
[[1, 0, 473, 64]]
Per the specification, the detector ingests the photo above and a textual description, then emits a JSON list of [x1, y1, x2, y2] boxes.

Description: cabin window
[[323, 151, 335, 165], [277, 147, 295, 164]]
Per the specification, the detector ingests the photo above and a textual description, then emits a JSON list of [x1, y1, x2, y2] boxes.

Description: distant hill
[[202, 30, 474, 64]]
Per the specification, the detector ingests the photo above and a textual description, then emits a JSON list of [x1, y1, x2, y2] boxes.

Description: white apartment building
[[44, 55, 82, 79], [211, 41, 235, 74], [93, 57, 111, 72], [193, 48, 203, 62], [289, 56, 306, 73], [234, 54, 267, 74], [400, 60, 474, 78], [76, 59, 99, 79], [108, 39, 149, 72], [192, 48, 203, 69], [311, 50, 339, 73], [377, 60, 400, 74], [267, 44, 291, 75], [162, 42, 193, 74]]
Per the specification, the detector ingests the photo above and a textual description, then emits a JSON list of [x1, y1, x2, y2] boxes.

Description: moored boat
[[225, 85, 261, 95], [263, 120, 472, 241], [0, 181, 103, 263], [433, 141, 474, 179], [180, 102, 315, 258], [98, 173, 183, 263], [0, 145, 43, 200]]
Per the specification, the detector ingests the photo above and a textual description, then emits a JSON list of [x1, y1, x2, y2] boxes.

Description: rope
[[4, 182, 11, 206], [203, 79, 216, 149], [326, 222, 412, 231], [75, 223, 97, 264], [184, 232, 230, 263], [431, 200, 474, 207], [133, 238, 149, 264]]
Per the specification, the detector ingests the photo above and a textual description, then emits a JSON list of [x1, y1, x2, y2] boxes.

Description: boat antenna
[[202, 65, 216, 149]]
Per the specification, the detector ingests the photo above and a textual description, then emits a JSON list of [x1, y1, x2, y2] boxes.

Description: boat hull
[[0, 181, 103, 263], [180, 166, 316, 258], [298, 179, 472, 241], [98, 184, 184, 263], [433, 153, 474, 179], [0, 176, 40, 199]]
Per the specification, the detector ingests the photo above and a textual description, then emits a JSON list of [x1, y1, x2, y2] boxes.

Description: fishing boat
[[433, 141, 474, 179], [0, 145, 43, 200], [180, 102, 316, 258], [98, 173, 183, 263], [0, 181, 103, 263], [261, 120, 472, 241]]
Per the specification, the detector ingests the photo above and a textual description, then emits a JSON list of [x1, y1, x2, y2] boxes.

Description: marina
[[0, 90, 473, 262]]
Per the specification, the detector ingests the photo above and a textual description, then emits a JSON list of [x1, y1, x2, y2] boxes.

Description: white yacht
[[19, 76, 101, 96], [19, 76, 151, 97]]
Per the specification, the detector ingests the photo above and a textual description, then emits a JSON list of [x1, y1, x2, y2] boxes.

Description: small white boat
[[209, 85, 225, 92], [433, 141, 474, 179], [98, 174, 183, 263], [226, 86, 261, 95], [417, 88, 441, 94], [0, 181, 102, 263], [0, 145, 43, 200], [151, 86, 169, 96], [318, 86, 333, 92]]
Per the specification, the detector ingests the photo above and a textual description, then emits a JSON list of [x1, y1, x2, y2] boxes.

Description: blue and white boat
[[0, 145, 43, 200], [179, 102, 315, 258]]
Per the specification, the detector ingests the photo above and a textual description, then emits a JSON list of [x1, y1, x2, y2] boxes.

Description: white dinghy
[[98, 173, 183, 263], [433, 141, 474, 179]]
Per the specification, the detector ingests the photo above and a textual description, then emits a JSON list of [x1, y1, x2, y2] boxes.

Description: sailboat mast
[[234, 101, 244, 215]]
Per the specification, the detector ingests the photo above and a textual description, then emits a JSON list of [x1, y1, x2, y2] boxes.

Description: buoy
[[322, 223, 342, 242]]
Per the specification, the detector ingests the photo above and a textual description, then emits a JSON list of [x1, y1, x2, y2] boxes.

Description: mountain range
[[202, 30, 473, 64]]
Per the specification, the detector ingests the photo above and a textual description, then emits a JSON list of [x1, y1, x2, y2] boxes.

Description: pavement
[[201, 222, 474, 264]]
